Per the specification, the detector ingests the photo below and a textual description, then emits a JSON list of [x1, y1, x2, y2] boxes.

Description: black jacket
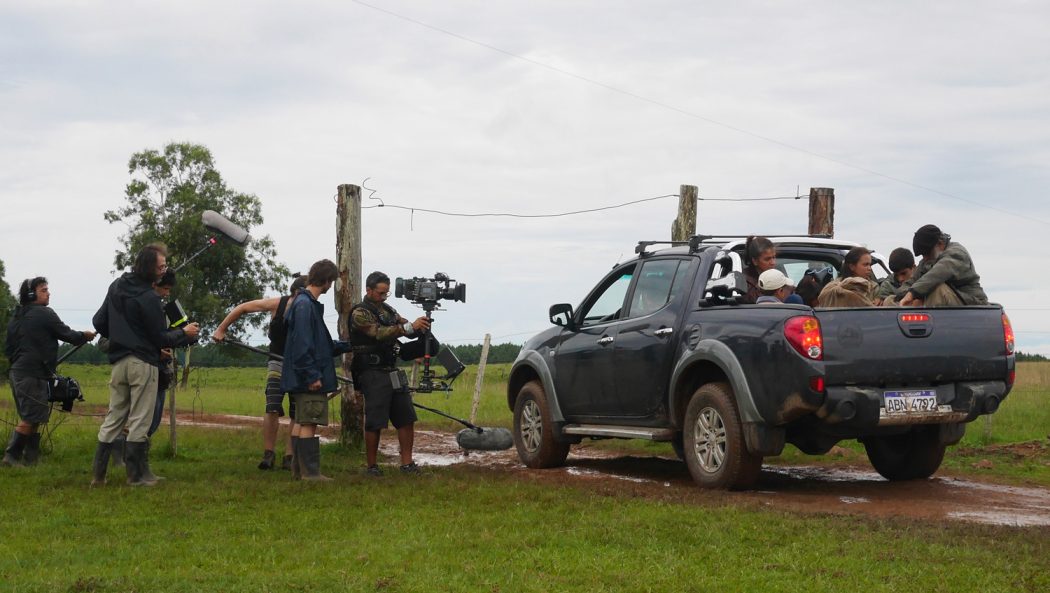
[[93, 272, 191, 365], [5, 305, 88, 378]]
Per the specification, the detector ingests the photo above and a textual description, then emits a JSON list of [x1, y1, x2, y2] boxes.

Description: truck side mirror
[[549, 303, 575, 328]]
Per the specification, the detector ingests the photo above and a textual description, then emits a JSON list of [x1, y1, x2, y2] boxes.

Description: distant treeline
[[1017, 351, 1049, 362], [57, 341, 524, 367]]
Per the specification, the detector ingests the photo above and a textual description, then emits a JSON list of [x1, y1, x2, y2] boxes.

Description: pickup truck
[[507, 235, 1015, 490]]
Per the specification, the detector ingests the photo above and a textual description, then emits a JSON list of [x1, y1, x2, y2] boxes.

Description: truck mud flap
[[743, 422, 785, 457]]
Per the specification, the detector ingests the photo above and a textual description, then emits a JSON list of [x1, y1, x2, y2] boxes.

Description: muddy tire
[[682, 382, 762, 490], [863, 426, 946, 481], [513, 380, 570, 469]]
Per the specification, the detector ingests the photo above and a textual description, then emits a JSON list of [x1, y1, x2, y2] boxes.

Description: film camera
[[48, 375, 84, 412], [395, 273, 466, 307]]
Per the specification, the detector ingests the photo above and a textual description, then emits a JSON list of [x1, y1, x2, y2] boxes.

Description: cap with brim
[[758, 269, 794, 291]]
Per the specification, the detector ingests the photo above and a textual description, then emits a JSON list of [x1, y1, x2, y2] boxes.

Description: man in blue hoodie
[[91, 244, 199, 486], [280, 259, 351, 481]]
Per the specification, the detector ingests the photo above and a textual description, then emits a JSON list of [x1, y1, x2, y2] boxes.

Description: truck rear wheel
[[513, 380, 570, 469], [863, 426, 946, 481], [683, 382, 762, 490]]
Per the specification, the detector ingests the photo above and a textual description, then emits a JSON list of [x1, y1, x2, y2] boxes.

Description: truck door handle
[[597, 336, 614, 345], [654, 328, 673, 337]]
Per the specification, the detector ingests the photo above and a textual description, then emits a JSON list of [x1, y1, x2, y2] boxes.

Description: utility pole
[[808, 187, 835, 237], [336, 183, 364, 448], [671, 185, 698, 241]]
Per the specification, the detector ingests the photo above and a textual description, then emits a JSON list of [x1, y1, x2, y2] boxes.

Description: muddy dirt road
[[178, 412, 1050, 528]]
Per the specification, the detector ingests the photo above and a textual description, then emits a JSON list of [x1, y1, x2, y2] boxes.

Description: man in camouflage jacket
[[899, 225, 988, 307]]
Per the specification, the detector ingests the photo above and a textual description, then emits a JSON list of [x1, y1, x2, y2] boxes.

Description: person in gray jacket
[[899, 225, 988, 307]]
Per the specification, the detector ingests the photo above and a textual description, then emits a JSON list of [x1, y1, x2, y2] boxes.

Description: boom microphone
[[202, 210, 250, 246]]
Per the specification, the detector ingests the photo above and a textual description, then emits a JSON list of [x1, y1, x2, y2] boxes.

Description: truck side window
[[580, 267, 635, 326], [627, 260, 684, 318]]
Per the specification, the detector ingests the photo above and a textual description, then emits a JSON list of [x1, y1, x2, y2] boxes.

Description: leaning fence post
[[469, 334, 492, 425]]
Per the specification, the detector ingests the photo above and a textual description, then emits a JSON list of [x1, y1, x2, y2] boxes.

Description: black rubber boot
[[2, 432, 28, 467], [140, 439, 164, 483], [91, 442, 112, 487], [437, 347, 466, 380], [290, 437, 301, 480], [110, 434, 127, 468], [258, 449, 276, 470], [280, 454, 293, 471], [126, 441, 157, 487], [22, 433, 42, 466], [300, 437, 332, 482]]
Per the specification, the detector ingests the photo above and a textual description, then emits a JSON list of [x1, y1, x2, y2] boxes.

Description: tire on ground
[[863, 425, 946, 481], [513, 380, 570, 469], [682, 381, 762, 490]]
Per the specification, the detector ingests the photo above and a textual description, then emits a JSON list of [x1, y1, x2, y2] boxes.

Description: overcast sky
[[2, 1, 1048, 354]]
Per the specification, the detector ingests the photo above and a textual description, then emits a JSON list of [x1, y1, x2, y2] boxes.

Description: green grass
[[0, 425, 1047, 593]]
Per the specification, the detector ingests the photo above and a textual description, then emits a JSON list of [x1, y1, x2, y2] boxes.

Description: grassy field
[[0, 424, 1047, 593], [0, 364, 1047, 591]]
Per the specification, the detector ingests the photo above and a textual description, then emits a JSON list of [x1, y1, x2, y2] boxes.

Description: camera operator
[[90, 244, 200, 486], [2, 277, 95, 466], [350, 271, 436, 477]]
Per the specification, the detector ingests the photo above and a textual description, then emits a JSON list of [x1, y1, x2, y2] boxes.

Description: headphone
[[24, 278, 37, 302]]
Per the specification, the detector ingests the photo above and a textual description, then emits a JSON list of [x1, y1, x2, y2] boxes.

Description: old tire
[[863, 426, 946, 481], [682, 382, 762, 490], [513, 380, 570, 469]]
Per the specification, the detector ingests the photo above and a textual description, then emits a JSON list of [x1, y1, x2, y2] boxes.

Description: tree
[[0, 258, 18, 379], [104, 143, 289, 380]]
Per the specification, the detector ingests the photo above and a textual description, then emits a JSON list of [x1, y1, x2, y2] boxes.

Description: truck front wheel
[[513, 380, 570, 469], [683, 382, 762, 490], [863, 426, 946, 481]]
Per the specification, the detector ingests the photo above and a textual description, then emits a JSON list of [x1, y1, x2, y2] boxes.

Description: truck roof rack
[[636, 233, 833, 257]]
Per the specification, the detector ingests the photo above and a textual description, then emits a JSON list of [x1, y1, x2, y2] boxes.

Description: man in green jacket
[[899, 225, 988, 307]]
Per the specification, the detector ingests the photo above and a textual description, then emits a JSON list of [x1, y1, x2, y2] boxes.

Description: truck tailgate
[[815, 306, 1008, 386]]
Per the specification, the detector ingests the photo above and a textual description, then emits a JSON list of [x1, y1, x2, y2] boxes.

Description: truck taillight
[[785, 316, 823, 361], [1002, 312, 1015, 356]]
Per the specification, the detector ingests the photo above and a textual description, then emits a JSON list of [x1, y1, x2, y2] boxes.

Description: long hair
[[132, 243, 168, 281], [840, 246, 872, 278], [306, 259, 339, 287], [744, 236, 774, 268]]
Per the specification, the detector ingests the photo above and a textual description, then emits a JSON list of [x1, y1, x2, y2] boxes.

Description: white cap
[[758, 269, 794, 291]]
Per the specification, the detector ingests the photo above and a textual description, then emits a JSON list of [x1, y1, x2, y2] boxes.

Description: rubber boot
[[437, 347, 466, 381], [300, 437, 332, 482], [139, 439, 164, 482], [2, 431, 28, 467], [126, 441, 157, 487], [258, 449, 276, 470], [110, 434, 126, 468], [280, 454, 293, 471], [290, 437, 301, 481], [22, 433, 42, 466], [90, 442, 112, 486]]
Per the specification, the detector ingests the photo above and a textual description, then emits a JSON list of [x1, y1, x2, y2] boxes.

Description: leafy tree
[[104, 143, 289, 378], [0, 258, 18, 378]]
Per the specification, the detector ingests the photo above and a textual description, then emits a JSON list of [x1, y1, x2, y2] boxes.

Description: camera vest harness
[[349, 299, 401, 371]]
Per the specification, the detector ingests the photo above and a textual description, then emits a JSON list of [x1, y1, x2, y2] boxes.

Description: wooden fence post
[[808, 187, 835, 237], [336, 183, 364, 448], [671, 184, 698, 241], [469, 334, 492, 425]]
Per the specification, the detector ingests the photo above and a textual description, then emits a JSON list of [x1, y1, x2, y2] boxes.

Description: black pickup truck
[[507, 236, 1015, 489]]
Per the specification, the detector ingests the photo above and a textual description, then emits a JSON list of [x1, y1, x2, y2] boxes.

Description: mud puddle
[[172, 414, 1050, 528]]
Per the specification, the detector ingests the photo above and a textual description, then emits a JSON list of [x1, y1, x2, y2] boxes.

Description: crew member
[[898, 224, 988, 307], [279, 259, 351, 481], [350, 271, 433, 476], [3, 277, 95, 466], [91, 244, 200, 486], [214, 273, 308, 471]]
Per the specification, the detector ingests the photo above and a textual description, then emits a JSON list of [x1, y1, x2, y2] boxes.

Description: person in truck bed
[[817, 246, 877, 307], [742, 236, 776, 304], [898, 224, 988, 307], [875, 247, 915, 306]]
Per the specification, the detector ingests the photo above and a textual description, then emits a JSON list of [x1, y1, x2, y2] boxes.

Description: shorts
[[265, 360, 295, 417], [8, 371, 51, 425], [360, 369, 417, 432], [291, 392, 329, 426]]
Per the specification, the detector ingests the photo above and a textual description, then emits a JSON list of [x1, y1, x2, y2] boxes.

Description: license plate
[[883, 390, 938, 414]]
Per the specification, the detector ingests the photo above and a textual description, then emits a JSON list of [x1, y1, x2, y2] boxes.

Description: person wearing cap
[[755, 269, 803, 304], [898, 225, 987, 307], [875, 248, 916, 305]]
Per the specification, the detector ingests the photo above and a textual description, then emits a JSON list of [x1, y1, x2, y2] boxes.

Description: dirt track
[[178, 412, 1050, 528]]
